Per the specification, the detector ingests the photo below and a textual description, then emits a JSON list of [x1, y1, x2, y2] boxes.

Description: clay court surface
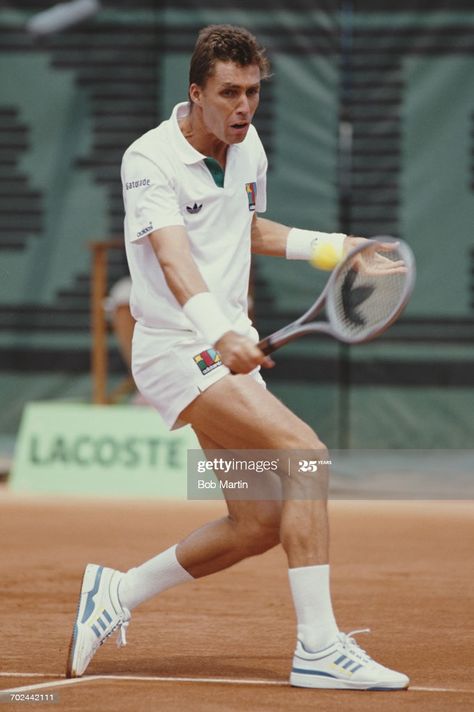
[[1, 494, 473, 711]]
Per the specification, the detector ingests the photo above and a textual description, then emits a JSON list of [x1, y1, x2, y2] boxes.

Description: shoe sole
[[290, 671, 409, 690], [66, 564, 101, 678]]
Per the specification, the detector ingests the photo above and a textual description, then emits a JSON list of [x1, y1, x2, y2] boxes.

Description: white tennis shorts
[[132, 323, 266, 430]]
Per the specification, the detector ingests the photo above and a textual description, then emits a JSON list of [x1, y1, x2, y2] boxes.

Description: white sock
[[118, 544, 193, 611], [288, 564, 339, 652]]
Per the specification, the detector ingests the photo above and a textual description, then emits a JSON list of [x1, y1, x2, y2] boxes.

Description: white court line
[[0, 675, 285, 695], [411, 686, 474, 694], [1, 673, 473, 696], [0, 673, 63, 679], [0, 677, 94, 695]]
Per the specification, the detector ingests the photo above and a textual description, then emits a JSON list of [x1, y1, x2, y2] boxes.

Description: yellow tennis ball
[[310, 242, 340, 271]]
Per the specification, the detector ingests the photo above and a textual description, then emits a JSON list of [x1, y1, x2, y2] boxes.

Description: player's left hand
[[344, 236, 407, 276]]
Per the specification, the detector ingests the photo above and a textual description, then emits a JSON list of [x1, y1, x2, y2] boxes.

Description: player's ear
[[189, 83, 202, 107]]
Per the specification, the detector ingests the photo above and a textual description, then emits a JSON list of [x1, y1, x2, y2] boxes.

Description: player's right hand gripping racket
[[258, 238, 416, 355]]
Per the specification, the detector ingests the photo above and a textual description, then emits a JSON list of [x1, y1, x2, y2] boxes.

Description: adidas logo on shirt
[[186, 203, 203, 214]]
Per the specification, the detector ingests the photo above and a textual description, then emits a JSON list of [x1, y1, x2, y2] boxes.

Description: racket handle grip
[[258, 336, 275, 356]]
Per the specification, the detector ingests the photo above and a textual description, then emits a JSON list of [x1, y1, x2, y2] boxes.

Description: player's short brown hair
[[189, 25, 270, 88]]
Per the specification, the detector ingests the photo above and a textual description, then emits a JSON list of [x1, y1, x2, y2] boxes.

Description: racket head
[[326, 237, 416, 344]]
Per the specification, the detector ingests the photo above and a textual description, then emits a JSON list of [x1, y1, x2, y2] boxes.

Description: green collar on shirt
[[204, 157, 225, 188]]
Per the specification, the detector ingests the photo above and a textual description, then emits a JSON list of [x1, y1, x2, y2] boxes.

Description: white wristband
[[182, 292, 233, 346], [286, 227, 346, 261]]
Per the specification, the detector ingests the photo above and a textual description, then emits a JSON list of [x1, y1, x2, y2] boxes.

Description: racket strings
[[331, 245, 410, 341]]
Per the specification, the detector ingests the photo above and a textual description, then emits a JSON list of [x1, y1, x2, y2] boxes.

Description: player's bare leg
[[115, 373, 330, 618]]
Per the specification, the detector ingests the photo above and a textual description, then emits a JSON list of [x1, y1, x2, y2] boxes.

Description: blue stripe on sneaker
[[351, 664, 363, 673], [334, 655, 347, 665], [291, 667, 338, 679], [91, 624, 101, 638], [81, 566, 104, 624], [343, 658, 356, 669], [97, 617, 107, 631], [103, 609, 112, 624]]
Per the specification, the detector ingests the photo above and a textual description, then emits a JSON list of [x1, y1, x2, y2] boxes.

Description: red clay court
[[1, 495, 473, 711]]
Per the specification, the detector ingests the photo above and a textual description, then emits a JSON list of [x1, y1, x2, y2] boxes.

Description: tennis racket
[[258, 237, 415, 355]]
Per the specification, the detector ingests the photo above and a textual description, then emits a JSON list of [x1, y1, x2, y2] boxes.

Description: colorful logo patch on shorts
[[245, 182, 257, 211], [193, 349, 222, 376]]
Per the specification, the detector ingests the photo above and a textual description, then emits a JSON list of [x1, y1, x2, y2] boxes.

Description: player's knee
[[284, 433, 331, 501], [235, 508, 281, 556], [245, 523, 280, 556], [283, 423, 328, 454]]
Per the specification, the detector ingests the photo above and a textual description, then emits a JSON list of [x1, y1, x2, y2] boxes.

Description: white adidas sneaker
[[290, 629, 409, 690], [66, 564, 131, 678]]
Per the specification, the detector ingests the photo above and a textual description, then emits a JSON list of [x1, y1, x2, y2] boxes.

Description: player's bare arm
[[148, 226, 208, 304], [250, 214, 290, 256], [148, 226, 271, 373]]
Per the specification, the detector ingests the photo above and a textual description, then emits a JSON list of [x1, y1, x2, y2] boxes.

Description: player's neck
[[180, 111, 228, 169]]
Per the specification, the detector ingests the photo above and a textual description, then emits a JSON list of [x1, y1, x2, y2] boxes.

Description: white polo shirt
[[121, 102, 267, 334]]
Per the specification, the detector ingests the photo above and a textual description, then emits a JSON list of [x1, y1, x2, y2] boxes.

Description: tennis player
[[67, 25, 409, 690]]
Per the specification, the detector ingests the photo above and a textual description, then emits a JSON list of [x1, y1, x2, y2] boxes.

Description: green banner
[[10, 402, 200, 499]]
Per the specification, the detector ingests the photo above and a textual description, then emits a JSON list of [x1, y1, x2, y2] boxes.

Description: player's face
[[190, 61, 261, 145]]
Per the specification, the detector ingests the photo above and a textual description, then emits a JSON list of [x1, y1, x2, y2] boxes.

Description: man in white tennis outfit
[[67, 25, 409, 691]]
